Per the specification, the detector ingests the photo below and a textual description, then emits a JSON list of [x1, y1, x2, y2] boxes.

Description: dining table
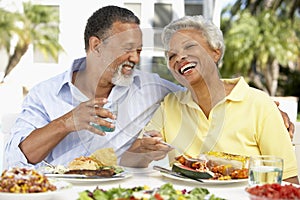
[[53, 166, 251, 200]]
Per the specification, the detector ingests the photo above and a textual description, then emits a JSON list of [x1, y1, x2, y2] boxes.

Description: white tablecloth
[[53, 168, 249, 200]]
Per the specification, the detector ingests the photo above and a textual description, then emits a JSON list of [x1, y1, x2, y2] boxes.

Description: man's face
[[100, 22, 143, 86]]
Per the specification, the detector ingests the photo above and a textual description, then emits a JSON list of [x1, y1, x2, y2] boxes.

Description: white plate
[[0, 179, 71, 200], [161, 172, 248, 184], [123, 166, 155, 174], [45, 172, 132, 184]]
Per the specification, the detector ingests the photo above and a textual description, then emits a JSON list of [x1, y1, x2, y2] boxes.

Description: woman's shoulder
[[165, 90, 188, 99], [248, 86, 273, 102]]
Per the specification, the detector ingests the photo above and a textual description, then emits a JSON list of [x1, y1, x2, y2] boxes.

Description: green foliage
[[221, 10, 300, 76], [0, 1, 63, 78], [220, 0, 300, 96], [220, 11, 258, 77], [0, 8, 20, 53], [22, 2, 62, 62]]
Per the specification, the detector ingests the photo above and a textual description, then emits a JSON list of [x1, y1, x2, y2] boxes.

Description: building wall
[[1, 0, 221, 89]]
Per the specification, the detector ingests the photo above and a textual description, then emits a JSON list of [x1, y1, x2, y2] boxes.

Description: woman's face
[[166, 29, 221, 87]]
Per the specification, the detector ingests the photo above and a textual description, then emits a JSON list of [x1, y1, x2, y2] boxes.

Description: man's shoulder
[[30, 71, 67, 93], [134, 69, 182, 91]]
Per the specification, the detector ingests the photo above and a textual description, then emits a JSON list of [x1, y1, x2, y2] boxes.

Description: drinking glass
[[90, 102, 118, 132], [248, 155, 283, 186]]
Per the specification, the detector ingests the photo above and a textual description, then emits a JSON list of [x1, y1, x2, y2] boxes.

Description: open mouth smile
[[179, 62, 196, 75], [121, 61, 135, 75]]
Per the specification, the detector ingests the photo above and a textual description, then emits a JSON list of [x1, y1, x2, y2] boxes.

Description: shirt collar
[[223, 77, 249, 102], [56, 57, 142, 96], [56, 57, 86, 96], [177, 76, 248, 106]]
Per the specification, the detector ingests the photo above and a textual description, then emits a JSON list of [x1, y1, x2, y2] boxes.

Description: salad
[[78, 183, 224, 200]]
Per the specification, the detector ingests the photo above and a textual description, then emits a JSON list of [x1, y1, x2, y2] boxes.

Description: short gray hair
[[161, 15, 225, 64]]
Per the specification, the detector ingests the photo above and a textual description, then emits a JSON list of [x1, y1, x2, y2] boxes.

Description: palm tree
[[0, 8, 16, 56], [220, 0, 300, 96], [0, 2, 63, 80]]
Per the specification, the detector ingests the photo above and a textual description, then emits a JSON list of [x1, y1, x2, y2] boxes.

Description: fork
[[42, 160, 55, 168], [143, 132, 183, 154]]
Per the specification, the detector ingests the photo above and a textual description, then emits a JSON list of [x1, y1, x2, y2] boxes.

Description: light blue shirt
[[5, 57, 182, 169]]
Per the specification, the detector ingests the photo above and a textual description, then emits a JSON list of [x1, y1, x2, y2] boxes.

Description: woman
[[122, 15, 298, 183]]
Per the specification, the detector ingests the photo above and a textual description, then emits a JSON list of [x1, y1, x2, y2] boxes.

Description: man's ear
[[89, 36, 102, 54]]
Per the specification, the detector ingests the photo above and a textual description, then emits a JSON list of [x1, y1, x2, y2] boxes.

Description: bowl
[[246, 183, 300, 200]]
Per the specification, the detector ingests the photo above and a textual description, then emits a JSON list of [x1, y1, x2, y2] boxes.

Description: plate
[[161, 172, 248, 184], [45, 171, 132, 184], [123, 166, 155, 174], [0, 179, 71, 200]]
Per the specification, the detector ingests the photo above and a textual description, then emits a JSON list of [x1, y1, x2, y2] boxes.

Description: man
[[5, 5, 294, 169], [5, 5, 180, 168]]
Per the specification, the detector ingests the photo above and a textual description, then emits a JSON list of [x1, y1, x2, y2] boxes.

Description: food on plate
[[65, 159, 123, 178], [0, 167, 57, 193], [63, 148, 123, 177], [173, 152, 249, 180], [65, 166, 123, 178], [172, 163, 213, 179], [64, 148, 124, 178], [77, 183, 225, 200], [68, 156, 102, 170], [68, 147, 117, 170], [42, 148, 124, 178], [205, 151, 249, 169], [246, 183, 300, 200], [90, 147, 117, 166]]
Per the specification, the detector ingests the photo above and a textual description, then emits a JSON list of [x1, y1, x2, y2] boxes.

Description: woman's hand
[[120, 130, 173, 168]]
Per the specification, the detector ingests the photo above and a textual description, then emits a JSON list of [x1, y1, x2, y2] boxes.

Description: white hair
[[161, 15, 225, 64]]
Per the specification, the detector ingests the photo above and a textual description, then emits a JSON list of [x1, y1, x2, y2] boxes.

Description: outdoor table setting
[[53, 166, 250, 200], [0, 150, 299, 200]]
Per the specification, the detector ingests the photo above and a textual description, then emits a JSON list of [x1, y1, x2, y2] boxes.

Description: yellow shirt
[[144, 77, 297, 179]]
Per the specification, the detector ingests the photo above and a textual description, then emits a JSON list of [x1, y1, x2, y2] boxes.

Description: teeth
[[122, 61, 134, 67], [124, 66, 132, 70], [180, 63, 196, 74]]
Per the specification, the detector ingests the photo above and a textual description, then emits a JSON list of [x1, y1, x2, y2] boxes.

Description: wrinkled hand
[[63, 98, 116, 136], [120, 130, 173, 168], [138, 130, 172, 160], [275, 101, 294, 140]]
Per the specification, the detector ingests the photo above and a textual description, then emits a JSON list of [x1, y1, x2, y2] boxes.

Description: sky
[[220, 0, 236, 8]]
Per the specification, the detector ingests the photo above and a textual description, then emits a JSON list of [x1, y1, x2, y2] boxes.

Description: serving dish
[[245, 183, 300, 200], [0, 179, 71, 200], [161, 171, 248, 184], [45, 171, 132, 184]]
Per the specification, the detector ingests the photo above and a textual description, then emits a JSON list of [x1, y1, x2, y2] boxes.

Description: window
[[153, 3, 172, 48], [185, 0, 203, 16], [153, 3, 172, 28]]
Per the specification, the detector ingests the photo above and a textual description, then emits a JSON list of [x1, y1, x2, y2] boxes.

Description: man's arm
[[19, 98, 115, 164], [275, 101, 295, 139]]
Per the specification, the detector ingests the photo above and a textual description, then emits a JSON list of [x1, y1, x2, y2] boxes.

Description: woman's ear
[[213, 49, 221, 64]]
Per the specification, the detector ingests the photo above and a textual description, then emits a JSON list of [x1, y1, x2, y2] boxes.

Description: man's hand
[[275, 101, 295, 140], [120, 131, 173, 168], [63, 98, 116, 136]]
